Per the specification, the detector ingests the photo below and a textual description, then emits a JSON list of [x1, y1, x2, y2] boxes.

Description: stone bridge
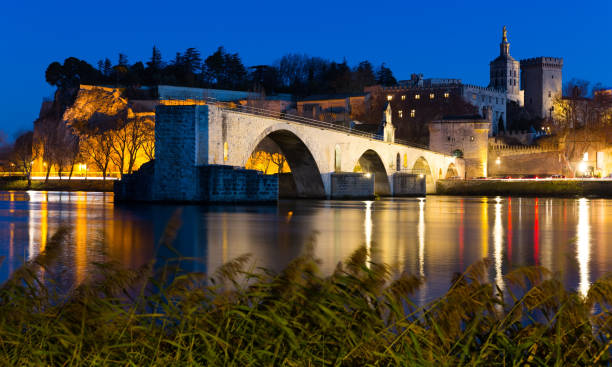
[[146, 104, 464, 201]]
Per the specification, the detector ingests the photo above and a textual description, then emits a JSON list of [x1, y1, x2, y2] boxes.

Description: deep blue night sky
[[0, 0, 610, 140]]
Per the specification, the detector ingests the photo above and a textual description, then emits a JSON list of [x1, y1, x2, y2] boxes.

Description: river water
[[0, 191, 609, 303]]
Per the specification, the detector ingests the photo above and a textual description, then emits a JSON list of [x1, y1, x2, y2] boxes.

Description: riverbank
[[436, 178, 612, 197], [0, 179, 114, 192]]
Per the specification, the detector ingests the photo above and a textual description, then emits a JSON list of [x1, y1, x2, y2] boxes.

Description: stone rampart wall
[[488, 151, 566, 176]]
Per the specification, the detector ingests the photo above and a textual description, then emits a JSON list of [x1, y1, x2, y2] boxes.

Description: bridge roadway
[[153, 103, 464, 199]]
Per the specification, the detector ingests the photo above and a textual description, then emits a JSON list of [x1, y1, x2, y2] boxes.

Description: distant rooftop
[[299, 93, 368, 102], [431, 114, 489, 123], [397, 73, 462, 88]]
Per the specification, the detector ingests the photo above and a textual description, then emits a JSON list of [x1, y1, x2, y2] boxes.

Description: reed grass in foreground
[[1, 228, 612, 366]]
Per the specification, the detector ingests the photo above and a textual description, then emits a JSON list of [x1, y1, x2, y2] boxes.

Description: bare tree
[[10, 131, 37, 187], [125, 115, 153, 174], [141, 119, 155, 162], [109, 117, 128, 176], [81, 131, 114, 180]]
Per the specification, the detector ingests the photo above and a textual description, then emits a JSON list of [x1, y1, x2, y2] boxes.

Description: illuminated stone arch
[[412, 156, 434, 192], [244, 128, 325, 198], [353, 149, 391, 196], [445, 163, 459, 178]]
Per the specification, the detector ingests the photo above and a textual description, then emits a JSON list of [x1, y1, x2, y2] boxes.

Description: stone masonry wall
[[153, 105, 202, 201], [331, 173, 374, 199], [199, 165, 278, 202], [392, 173, 425, 196], [487, 151, 567, 177]]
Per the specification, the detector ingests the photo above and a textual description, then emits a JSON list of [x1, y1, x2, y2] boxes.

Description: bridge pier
[[391, 173, 426, 196], [329, 172, 374, 199]]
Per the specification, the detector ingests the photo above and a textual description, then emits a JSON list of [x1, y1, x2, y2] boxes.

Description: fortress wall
[[488, 150, 566, 176]]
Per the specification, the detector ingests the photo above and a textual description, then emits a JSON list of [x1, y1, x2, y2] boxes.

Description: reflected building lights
[[364, 201, 373, 268], [481, 200, 488, 258], [533, 198, 539, 265], [493, 197, 504, 292], [507, 197, 512, 265], [577, 198, 591, 297], [75, 192, 88, 284], [459, 199, 464, 268], [418, 198, 425, 277]]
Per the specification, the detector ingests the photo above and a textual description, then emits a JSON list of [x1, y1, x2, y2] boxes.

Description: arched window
[[403, 153, 408, 168], [396, 153, 401, 171], [223, 142, 228, 161], [334, 145, 341, 172]]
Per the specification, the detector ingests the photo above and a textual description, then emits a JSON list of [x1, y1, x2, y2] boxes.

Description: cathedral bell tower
[[500, 26, 510, 57], [489, 25, 522, 106]]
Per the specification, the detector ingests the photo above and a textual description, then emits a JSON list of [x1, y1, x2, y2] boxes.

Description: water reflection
[[364, 201, 372, 268], [577, 198, 591, 297], [417, 198, 425, 277], [493, 197, 504, 292], [0, 192, 608, 304]]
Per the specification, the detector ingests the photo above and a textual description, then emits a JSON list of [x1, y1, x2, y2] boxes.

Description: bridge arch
[[353, 149, 391, 196], [244, 128, 326, 198], [445, 163, 459, 178], [412, 156, 435, 192]]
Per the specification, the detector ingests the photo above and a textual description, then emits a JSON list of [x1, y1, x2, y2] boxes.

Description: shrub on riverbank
[[0, 179, 113, 192], [1, 227, 612, 365]]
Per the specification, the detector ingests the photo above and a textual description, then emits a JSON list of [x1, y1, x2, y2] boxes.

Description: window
[[447, 136, 451, 141], [401, 95, 406, 100], [223, 142, 229, 161], [398, 110, 403, 118], [472, 93, 477, 100], [470, 136, 475, 142], [387, 95, 393, 101], [334, 145, 341, 172], [429, 93, 435, 99], [410, 109, 415, 117], [415, 94, 420, 100], [548, 91, 551, 98], [444, 92, 450, 98], [552, 75, 554, 79]]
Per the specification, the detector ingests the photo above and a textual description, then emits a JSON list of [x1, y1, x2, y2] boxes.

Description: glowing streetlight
[[364, 173, 372, 178]]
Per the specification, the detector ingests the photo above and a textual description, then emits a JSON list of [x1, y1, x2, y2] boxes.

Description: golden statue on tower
[[503, 25, 508, 42]]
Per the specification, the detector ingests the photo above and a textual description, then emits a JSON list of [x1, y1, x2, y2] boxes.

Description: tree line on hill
[[45, 46, 397, 97]]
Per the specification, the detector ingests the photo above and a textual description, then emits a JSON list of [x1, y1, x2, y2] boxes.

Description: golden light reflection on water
[[481, 199, 488, 258], [364, 201, 373, 268], [493, 197, 504, 293], [418, 198, 425, 277], [577, 198, 591, 297], [75, 192, 88, 284]]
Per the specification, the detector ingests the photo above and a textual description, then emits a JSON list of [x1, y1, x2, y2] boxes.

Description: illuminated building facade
[[520, 57, 563, 119], [370, 75, 506, 137], [429, 116, 490, 178]]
